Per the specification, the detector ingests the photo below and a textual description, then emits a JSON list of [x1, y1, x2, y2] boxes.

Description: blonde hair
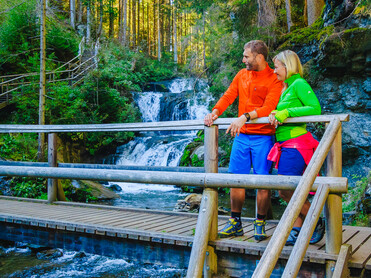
[[273, 50, 303, 79]]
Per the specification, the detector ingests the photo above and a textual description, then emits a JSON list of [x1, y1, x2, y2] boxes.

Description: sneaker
[[310, 217, 325, 244], [253, 219, 267, 241], [286, 227, 301, 246], [218, 218, 244, 238]]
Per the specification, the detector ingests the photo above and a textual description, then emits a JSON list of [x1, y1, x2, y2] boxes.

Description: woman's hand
[[226, 115, 246, 137], [269, 110, 279, 128]]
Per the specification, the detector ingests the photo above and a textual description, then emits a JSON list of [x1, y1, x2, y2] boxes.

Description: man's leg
[[251, 135, 274, 241], [218, 134, 251, 238], [230, 188, 246, 213], [256, 189, 271, 217]]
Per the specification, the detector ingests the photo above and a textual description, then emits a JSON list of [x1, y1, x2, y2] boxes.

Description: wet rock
[[109, 183, 122, 192], [74, 180, 120, 200], [25, 244, 50, 253], [174, 193, 202, 212], [73, 251, 87, 259], [36, 249, 63, 260], [0, 176, 12, 196], [323, 0, 358, 27]]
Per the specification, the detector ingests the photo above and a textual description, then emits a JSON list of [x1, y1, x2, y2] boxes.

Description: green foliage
[[0, 133, 38, 161], [0, 0, 79, 74], [10, 177, 46, 199], [342, 172, 370, 227]]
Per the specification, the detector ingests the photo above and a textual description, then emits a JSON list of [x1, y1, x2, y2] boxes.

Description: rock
[[74, 180, 120, 199], [73, 251, 86, 259], [192, 146, 227, 161], [36, 249, 63, 260], [109, 183, 122, 192], [174, 193, 202, 212], [185, 193, 202, 210]]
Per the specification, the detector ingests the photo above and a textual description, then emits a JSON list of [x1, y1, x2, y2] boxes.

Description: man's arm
[[204, 71, 242, 127], [255, 79, 283, 117], [226, 111, 256, 137]]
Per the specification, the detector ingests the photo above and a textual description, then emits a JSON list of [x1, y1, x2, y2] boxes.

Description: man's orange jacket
[[213, 63, 283, 135]]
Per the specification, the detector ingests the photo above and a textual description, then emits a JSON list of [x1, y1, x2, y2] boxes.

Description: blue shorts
[[229, 134, 274, 175], [277, 147, 307, 175]]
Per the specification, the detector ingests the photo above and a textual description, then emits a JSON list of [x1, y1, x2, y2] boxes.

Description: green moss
[[277, 18, 334, 50]]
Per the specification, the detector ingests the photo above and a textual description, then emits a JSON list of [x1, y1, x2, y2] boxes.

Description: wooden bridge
[[0, 50, 97, 110], [0, 115, 370, 277]]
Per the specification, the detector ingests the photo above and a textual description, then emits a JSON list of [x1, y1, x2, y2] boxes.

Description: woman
[[268, 50, 324, 246]]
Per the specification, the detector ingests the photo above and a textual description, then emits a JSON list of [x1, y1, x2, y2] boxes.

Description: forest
[[0, 0, 370, 224]]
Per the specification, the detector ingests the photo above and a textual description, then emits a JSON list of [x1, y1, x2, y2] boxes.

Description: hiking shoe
[[286, 227, 301, 246], [310, 217, 325, 244], [253, 219, 267, 241], [218, 218, 244, 238]]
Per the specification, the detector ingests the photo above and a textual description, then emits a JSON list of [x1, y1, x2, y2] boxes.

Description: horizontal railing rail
[[0, 114, 350, 133], [0, 166, 348, 193]]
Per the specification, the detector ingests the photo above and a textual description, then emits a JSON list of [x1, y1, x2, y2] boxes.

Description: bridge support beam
[[325, 124, 343, 278], [48, 133, 57, 203], [186, 125, 219, 278]]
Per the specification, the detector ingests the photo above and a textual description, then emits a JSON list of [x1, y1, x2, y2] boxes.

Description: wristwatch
[[243, 112, 250, 122]]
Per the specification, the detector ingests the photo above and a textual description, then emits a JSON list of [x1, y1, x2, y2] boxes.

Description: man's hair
[[273, 50, 303, 80], [244, 40, 268, 60]]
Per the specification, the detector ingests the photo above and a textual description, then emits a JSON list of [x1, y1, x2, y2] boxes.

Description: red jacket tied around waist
[[267, 132, 319, 169]]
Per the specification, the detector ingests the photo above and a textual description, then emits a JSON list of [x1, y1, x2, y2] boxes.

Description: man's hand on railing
[[226, 115, 246, 137], [204, 109, 219, 127]]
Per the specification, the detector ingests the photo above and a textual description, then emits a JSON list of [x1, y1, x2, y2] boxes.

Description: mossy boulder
[[72, 180, 120, 200], [317, 28, 371, 75]]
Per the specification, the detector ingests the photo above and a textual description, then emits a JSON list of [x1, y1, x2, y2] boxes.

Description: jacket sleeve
[[255, 78, 283, 117], [212, 71, 241, 115], [288, 79, 321, 117]]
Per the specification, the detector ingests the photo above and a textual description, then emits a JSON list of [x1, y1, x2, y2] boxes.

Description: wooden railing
[[0, 114, 350, 277], [0, 54, 97, 109]]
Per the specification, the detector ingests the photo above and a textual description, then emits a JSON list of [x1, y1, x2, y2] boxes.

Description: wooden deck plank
[[365, 257, 371, 270], [142, 217, 193, 231], [348, 233, 371, 269]]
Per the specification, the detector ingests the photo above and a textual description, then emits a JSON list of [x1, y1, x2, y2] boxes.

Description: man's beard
[[246, 61, 258, 71]]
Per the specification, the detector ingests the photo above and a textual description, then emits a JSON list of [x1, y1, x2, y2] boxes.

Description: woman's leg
[[279, 189, 311, 227]]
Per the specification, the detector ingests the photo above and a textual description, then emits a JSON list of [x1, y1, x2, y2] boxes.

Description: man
[[204, 40, 282, 240]]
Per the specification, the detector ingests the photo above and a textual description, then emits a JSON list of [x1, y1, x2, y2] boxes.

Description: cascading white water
[[109, 78, 213, 209]]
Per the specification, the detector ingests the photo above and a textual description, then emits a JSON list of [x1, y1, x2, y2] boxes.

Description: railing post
[[186, 125, 219, 278], [203, 125, 218, 277], [324, 122, 343, 277], [47, 133, 57, 203]]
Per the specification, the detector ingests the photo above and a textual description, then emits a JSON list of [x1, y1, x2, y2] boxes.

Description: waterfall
[[107, 78, 213, 209]]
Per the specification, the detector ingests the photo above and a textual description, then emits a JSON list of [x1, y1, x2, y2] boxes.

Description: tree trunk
[[257, 0, 276, 28], [77, 0, 82, 24], [123, 0, 127, 45], [132, 0, 136, 47], [97, 0, 103, 38], [109, 0, 114, 38], [118, 0, 123, 41], [86, 3, 91, 43], [137, 0, 140, 45], [70, 0, 75, 29], [157, 0, 161, 60], [285, 0, 292, 32], [38, 0, 47, 162], [202, 10, 206, 69], [307, 0, 325, 25], [147, 2, 150, 55], [173, 4, 177, 63]]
